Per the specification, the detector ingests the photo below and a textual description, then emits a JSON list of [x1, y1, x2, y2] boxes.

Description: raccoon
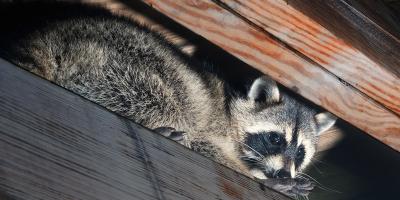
[[0, 1, 336, 198]]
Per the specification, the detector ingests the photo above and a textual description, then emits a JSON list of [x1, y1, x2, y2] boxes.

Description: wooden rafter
[[0, 58, 290, 200]]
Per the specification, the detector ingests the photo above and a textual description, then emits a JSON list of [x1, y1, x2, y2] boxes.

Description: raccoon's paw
[[154, 127, 184, 140], [263, 177, 314, 198], [153, 127, 189, 147]]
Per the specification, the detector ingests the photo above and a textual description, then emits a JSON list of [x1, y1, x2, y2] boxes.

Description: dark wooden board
[[0, 58, 289, 200]]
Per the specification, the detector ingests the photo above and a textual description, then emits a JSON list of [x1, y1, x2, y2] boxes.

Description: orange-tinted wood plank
[[217, 0, 400, 116], [288, 0, 400, 77]]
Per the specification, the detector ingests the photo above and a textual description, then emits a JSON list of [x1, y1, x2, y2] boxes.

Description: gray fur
[[0, 2, 336, 198]]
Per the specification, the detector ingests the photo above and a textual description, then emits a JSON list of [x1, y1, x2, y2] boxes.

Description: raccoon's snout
[[273, 170, 291, 179]]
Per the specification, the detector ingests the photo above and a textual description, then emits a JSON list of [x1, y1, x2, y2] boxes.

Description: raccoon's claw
[[169, 131, 185, 141], [263, 177, 314, 198], [153, 127, 189, 147], [154, 127, 176, 137]]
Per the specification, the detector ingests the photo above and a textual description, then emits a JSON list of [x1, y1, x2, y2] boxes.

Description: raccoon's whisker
[[310, 162, 323, 174], [297, 172, 319, 184], [315, 185, 342, 194], [232, 138, 265, 159], [298, 172, 341, 194], [295, 174, 306, 180], [240, 156, 262, 162], [311, 157, 329, 165], [272, 169, 280, 178]]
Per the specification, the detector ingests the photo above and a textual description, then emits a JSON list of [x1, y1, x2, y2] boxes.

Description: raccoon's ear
[[315, 112, 337, 135], [248, 76, 280, 104]]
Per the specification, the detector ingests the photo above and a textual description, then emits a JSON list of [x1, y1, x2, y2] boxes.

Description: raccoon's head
[[231, 76, 336, 179]]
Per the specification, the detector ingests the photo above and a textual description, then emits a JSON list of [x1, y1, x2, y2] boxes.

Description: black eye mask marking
[[244, 132, 287, 156]]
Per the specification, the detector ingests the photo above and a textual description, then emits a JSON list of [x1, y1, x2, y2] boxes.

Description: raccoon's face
[[231, 76, 336, 179]]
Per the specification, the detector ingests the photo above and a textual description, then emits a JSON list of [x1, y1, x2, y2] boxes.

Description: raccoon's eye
[[268, 132, 282, 146], [295, 146, 305, 164]]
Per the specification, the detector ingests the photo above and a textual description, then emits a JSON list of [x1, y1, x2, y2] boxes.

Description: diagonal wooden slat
[[288, 0, 400, 77], [0, 58, 289, 200], [216, 0, 400, 116]]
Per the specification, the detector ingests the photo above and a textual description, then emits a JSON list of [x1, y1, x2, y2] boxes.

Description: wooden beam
[[345, 0, 400, 40], [140, 0, 400, 151], [288, 0, 400, 78], [215, 0, 400, 116], [0, 58, 289, 200]]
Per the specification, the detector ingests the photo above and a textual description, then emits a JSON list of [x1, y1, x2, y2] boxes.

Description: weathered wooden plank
[[0, 58, 289, 200], [215, 0, 400, 116], [345, 0, 400, 40], [140, 0, 400, 151], [288, 0, 400, 78]]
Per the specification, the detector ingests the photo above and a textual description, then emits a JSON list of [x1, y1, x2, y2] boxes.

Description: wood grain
[[345, 0, 400, 40], [0, 58, 290, 200], [140, 0, 400, 151], [288, 0, 400, 78], [216, 0, 400, 116]]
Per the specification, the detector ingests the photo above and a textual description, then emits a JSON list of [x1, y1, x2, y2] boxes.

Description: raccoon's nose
[[274, 170, 291, 179]]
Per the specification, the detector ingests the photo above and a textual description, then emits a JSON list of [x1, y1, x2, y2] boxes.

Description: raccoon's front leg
[[263, 177, 314, 198], [153, 127, 190, 148]]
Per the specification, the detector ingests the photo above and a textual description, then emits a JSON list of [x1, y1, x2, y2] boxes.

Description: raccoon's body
[[0, 2, 336, 198]]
